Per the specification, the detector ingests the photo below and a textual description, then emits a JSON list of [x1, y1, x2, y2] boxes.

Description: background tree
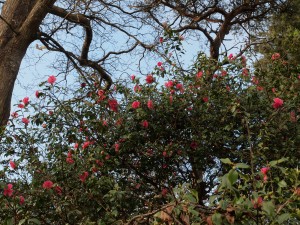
[[0, 0, 286, 127]]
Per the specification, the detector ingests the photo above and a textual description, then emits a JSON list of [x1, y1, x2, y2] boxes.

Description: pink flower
[[108, 99, 118, 112], [169, 95, 173, 104], [176, 83, 183, 90], [11, 112, 18, 118], [115, 143, 120, 152], [147, 100, 154, 110], [252, 77, 259, 85], [290, 111, 297, 123], [134, 84, 141, 92], [82, 141, 91, 149], [196, 71, 203, 78], [159, 37, 164, 43], [42, 180, 53, 189], [9, 160, 16, 170], [35, 91, 40, 98], [228, 53, 234, 60], [55, 186, 62, 195], [19, 196, 25, 205], [132, 101, 140, 109], [165, 80, 174, 88], [157, 62, 162, 67], [242, 68, 249, 76], [18, 104, 24, 109], [252, 196, 263, 209], [66, 157, 74, 164], [22, 118, 29, 125], [79, 171, 89, 182], [131, 75, 135, 81], [22, 97, 29, 105], [221, 70, 227, 76], [141, 120, 149, 128], [271, 53, 280, 60], [272, 98, 283, 109], [74, 143, 79, 149], [202, 97, 209, 103], [145, 75, 154, 84], [161, 188, 168, 196], [3, 184, 13, 197], [47, 75, 56, 85], [260, 167, 270, 175]]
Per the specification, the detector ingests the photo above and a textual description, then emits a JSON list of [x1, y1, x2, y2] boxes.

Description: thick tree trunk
[[0, 0, 56, 127]]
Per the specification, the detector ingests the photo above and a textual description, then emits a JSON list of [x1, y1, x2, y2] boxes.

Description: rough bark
[[0, 0, 56, 127]]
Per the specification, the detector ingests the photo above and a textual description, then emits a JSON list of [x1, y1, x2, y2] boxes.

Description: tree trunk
[[0, 0, 56, 127]]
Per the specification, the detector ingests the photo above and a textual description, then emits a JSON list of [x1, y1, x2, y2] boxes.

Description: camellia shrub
[[0, 38, 299, 224]]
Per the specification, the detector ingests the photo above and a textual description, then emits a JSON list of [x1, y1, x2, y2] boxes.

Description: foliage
[[0, 37, 299, 224]]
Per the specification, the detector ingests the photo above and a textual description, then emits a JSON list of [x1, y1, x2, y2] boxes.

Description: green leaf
[[228, 169, 238, 185], [27, 219, 41, 225], [278, 180, 287, 188], [269, 158, 288, 167], [235, 163, 250, 169], [277, 213, 291, 223], [262, 201, 275, 218], [18, 219, 26, 225], [220, 158, 233, 165], [212, 213, 222, 225]]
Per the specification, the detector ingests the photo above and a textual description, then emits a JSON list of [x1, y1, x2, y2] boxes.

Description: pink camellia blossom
[[252, 196, 263, 209], [74, 143, 79, 149], [145, 75, 154, 84], [141, 120, 149, 128], [221, 70, 227, 76], [22, 97, 29, 105], [66, 157, 74, 164], [290, 111, 297, 123], [161, 188, 168, 196], [47, 75, 56, 85], [19, 196, 25, 205], [260, 167, 270, 175], [159, 37, 163, 43], [11, 112, 18, 118], [241, 55, 247, 67], [165, 80, 174, 88], [176, 83, 183, 90], [79, 171, 89, 182], [22, 118, 29, 125], [3, 184, 13, 197], [55, 186, 62, 195], [42, 180, 53, 189], [228, 53, 234, 60], [132, 101, 140, 109], [272, 98, 284, 109], [9, 160, 16, 170], [82, 141, 91, 149], [169, 95, 173, 104], [202, 97, 209, 103], [134, 84, 141, 92], [115, 143, 120, 152], [35, 90, 40, 98], [18, 104, 24, 109], [196, 71, 203, 78], [130, 75, 135, 81], [147, 100, 154, 110], [108, 99, 118, 112], [157, 62, 162, 67], [271, 53, 280, 60]]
